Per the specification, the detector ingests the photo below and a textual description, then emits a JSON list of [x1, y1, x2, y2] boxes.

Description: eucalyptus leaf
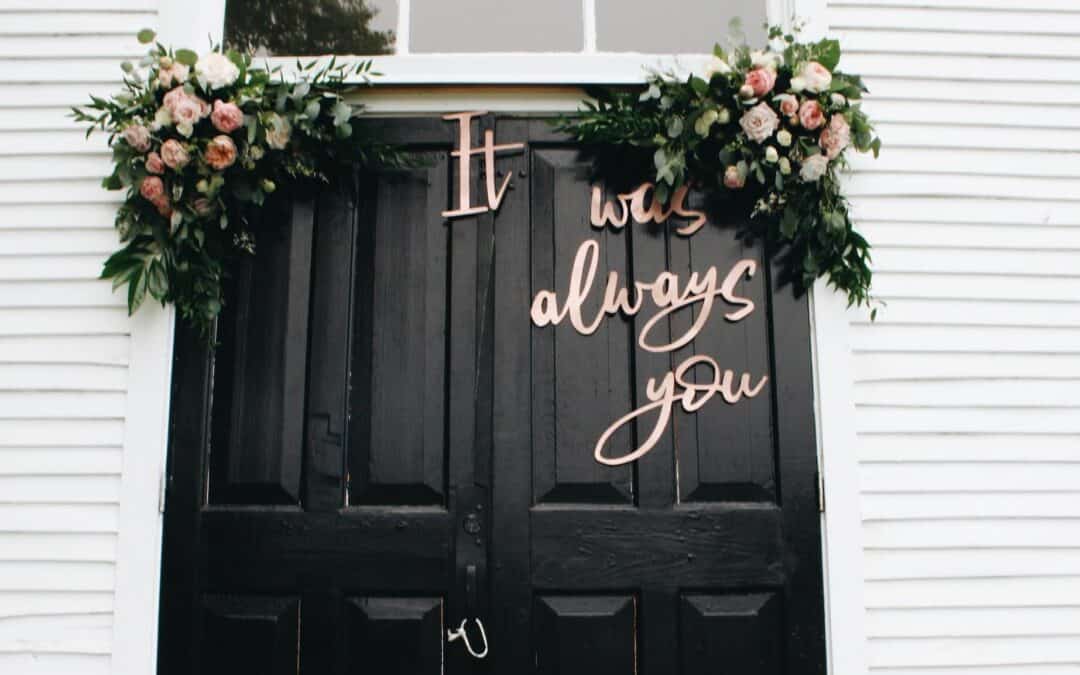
[[174, 49, 198, 67]]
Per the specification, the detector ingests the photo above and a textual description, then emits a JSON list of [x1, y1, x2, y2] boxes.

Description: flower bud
[[777, 129, 793, 147], [830, 93, 847, 107], [717, 107, 731, 124], [764, 146, 779, 163], [738, 84, 755, 99], [261, 179, 276, 193], [778, 157, 792, 175]]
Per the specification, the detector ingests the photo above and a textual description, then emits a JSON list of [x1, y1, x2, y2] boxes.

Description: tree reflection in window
[[224, 0, 395, 56]]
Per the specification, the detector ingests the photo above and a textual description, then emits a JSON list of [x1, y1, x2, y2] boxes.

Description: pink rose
[[145, 152, 165, 174], [211, 100, 244, 134], [139, 176, 171, 215], [798, 100, 825, 131], [723, 165, 745, 189], [122, 124, 151, 153], [160, 139, 190, 170], [162, 86, 210, 136], [744, 67, 777, 98], [205, 135, 238, 170], [139, 175, 164, 201], [777, 94, 799, 117], [819, 114, 851, 159], [738, 102, 780, 144]]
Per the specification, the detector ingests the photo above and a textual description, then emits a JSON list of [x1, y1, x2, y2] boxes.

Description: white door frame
[[113, 2, 865, 673]]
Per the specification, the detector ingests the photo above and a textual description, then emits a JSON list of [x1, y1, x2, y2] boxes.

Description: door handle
[[448, 564, 489, 658]]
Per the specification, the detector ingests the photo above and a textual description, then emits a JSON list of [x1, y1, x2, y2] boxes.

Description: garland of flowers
[[556, 25, 882, 314], [73, 29, 403, 337]]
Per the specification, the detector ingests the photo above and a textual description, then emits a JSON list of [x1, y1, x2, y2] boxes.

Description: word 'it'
[[442, 111, 525, 219], [591, 182, 708, 236]]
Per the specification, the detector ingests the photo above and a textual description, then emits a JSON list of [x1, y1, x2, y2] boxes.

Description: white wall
[[832, 0, 1080, 672], [0, 1, 160, 673]]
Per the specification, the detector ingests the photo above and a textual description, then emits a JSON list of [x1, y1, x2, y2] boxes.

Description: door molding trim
[[138, 3, 860, 674]]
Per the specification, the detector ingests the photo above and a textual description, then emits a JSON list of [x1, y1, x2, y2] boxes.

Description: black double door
[[159, 115, 825, 675]]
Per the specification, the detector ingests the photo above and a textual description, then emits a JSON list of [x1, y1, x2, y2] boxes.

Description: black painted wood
[[158, 115, 825, 675]]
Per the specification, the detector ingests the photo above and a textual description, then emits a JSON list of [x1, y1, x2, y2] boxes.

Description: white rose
[[799, 154, 829, 182], [750, 50, 781, 71], [797, 61, 833, 94], [265, 113, 292, 150], [703, 56, 732, 79], [764, 146, 779, 163], [830, 93, 847, 107], [195, 52, 240, 90], [151, 106, 172, 131], [738, 102, 780, 144], [777, 129, 793, 147], [790, 76, 806, 93]]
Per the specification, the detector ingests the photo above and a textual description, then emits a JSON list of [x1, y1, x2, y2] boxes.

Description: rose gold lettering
[[441, 111, 524, 218]]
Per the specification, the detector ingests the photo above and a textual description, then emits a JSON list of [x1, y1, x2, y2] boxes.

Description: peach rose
[[163, 86, 210, 137], [204, 135, 237, 170], [723, 165, 745, 189], [211, 100, 244, 134], [738, 102, 780, 144], [744, 67, 777, 98], [798, 100, 825, 131], [160, 139, 190, 170], [145, 152, 165, 174], [122, 124, 151, 153], [776, 94, 799, 117], [157, 61, 190, 88], [819, 114, 851, 159]]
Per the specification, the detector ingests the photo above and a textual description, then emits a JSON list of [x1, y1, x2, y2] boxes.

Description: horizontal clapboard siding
[[0, 1, 155, 672], [830, 0, 1080, 672]]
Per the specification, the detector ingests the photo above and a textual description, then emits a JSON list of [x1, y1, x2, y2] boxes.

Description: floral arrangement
[[73, 29, 401, 336], [557, 25, 882, 312]]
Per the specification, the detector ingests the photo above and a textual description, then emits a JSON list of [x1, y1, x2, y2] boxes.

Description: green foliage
[[72, 35, 407, 339], [556, 26, 883, 313]]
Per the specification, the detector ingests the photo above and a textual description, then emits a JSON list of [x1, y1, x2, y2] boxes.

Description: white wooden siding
[[829, 0, 1080, 672], [0, 0, 156, 673]]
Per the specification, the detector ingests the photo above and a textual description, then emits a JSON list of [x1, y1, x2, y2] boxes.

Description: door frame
[[114, 2, 866, 674]]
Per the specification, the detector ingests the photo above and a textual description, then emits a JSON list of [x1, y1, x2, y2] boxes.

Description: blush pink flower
[[744, 67, 777, 98], [204, 135, 238, 170], [738, 102, 780, 144], [122, 124, 151, 153], [819, 114, 852, 159], [139, 176, 170, 215], [798, 99, 825, 131], [776, 94, 799, 117], [723, 165, 745, 189], [160, 139, 190, 170], [211, 100, 244, 134], [793, 61, 833, 93], [145, 151, 165, 174]]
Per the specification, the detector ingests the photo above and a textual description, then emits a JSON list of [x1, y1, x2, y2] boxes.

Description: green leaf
[[136, 28, 156, 45], [689, 76, 709, 97], [816, 39, 841, 71], [780, 206, 799, 239], [120, 61, 134, 73], [174, 49, 198, 67], [102, 173, 123, 190]]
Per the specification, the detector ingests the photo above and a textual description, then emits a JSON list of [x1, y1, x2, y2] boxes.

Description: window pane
[[596, 0, 766, 53], [224, 0, 397, 56], [410, 0, 582, 53]]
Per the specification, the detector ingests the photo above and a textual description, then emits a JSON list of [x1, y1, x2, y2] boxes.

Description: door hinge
[[817, 472, 825, 513], [158, 469, 168, 514]]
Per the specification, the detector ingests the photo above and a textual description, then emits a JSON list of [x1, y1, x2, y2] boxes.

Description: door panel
[[160, 114, 824, 675]]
